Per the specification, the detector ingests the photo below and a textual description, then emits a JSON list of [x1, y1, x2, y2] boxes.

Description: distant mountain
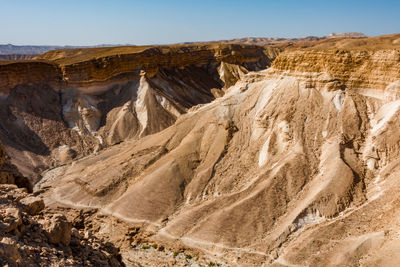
[[327, 32, 367, 38], [0, 44, 130, 55], [0, 44, 71, 55], [1, 33, 367, 56], [181, 32, 368, 46], [0, 54, 37, 60]]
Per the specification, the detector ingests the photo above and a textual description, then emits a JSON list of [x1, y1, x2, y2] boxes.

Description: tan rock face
[[42, 214, 72, 246], [35, 44, 273, 85], [0, 61, 62, 95], [0, 208, 22, 233], [19, 196, 44, 215], [271, 49, 400, 91]]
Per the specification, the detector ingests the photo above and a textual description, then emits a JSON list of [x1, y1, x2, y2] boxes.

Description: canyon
[[0, 34, 400, 266]]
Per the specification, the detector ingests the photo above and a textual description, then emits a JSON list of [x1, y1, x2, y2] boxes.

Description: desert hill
[[0, 34, 400, 266], [0, 44, 126, 56]]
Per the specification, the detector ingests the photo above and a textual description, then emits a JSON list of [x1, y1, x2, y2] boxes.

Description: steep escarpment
[[36, 38, 400, 266], [0, 44, 277, 182], [0, 61, 62, 95], [49, 44, 270, 83], [271, 49, 400, 93]]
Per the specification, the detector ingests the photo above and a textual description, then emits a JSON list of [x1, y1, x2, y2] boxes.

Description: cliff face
[[0, 61, 62, 95], [35, 38, 400, 266], [271, 49, 400, 92], [0, 44, 277, 181], [1, 44, 274, 96], [54, 44, 270, 87]]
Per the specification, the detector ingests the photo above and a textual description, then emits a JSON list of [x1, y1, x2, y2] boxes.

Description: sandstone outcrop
[[270, 49, 400, 91], [0, 61, 62, 95]]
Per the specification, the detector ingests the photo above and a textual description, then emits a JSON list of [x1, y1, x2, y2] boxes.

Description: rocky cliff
[[0, 61, 61, 95], [37, 44, 271, 85], [271, 49, 400, 92], [0, 44, 277, 182]]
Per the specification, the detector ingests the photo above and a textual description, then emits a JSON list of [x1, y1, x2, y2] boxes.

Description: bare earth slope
[[2, 34, 400, 266]]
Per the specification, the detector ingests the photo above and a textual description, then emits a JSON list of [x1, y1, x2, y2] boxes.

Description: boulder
[[19, 196, 45, 215], [0, 237, 21, 264], [42, 214, 72, 246], [0, 208, 21, 233]]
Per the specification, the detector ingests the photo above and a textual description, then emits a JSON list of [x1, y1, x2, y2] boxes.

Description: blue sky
[[1, 0, 399, 45]]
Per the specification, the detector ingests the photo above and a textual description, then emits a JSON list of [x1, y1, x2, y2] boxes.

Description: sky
[[1, 0, 399, 46]]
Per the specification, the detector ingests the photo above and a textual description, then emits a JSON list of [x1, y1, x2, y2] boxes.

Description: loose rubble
[[0, 184, 124, 267]]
